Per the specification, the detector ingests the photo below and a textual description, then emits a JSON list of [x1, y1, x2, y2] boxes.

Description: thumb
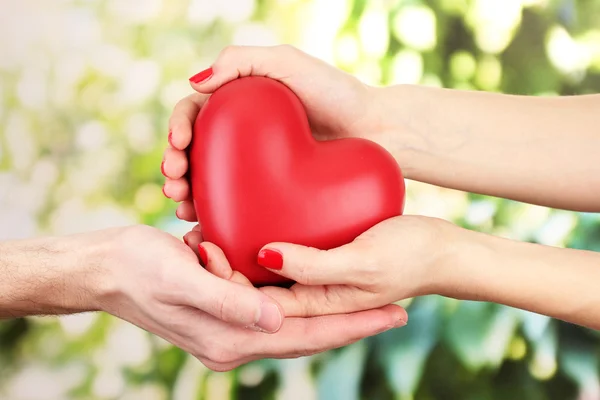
[[190, 269, 283, 333], [256, 242, 361, 286], [188, 45, 304, 93]]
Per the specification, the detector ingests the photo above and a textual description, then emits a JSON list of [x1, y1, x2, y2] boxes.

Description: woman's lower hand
[[253, 215, 460, 317]]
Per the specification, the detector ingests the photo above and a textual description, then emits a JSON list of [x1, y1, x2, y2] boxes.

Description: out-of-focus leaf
[[520, 310, 551, 342], [444, 302, 518, 372], [376, 296, 442, 398], [528, 323, 558, 381], [559, 323, 600, 395], [317, 341, 367, 400], [560, 344, 600, 394]]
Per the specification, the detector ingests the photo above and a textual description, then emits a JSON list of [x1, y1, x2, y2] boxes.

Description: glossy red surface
[[189, 77, 405, 285]]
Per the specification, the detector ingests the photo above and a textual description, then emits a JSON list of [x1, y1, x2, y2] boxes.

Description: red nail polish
[[190, 67, 213, 84], [183, 236, 189, 246], [257, 249, 283, 270], [162, 184, 169, 198], [168, 130, 173, 147], [198, 244, 208, 266], [161, 160, 166, 176]]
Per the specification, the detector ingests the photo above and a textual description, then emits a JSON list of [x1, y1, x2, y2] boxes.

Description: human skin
[[0, 225, 407, 372], [164, 45, 600, 330]]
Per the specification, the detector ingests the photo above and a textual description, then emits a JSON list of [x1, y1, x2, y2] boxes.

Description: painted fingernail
[[161, 160, 166, 176], [197, 244, 208, 267], [257, 249, 283, 270], [162, 184, 169, 198], [189, 67, 213, 84], [254, 302, 282, 333], [168, 130, 173, 147], [183, 235, 189, 246]]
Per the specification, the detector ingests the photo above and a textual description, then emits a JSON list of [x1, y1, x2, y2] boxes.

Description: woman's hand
[[247, 215, 458, 317], [245, 212, 600, 331], [162, 44, 388, 222], [185, 215, 454, 319]]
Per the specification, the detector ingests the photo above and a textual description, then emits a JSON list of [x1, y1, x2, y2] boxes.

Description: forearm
[[0, 235, 102, 318], [440, 227, 600, 330], [376, 85, 600, 211]]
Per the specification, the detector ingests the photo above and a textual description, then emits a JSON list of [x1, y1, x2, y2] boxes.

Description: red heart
[[190, 77, 405, 286]]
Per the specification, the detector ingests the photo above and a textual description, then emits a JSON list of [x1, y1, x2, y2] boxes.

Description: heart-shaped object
[[190, 77, 405, 286]]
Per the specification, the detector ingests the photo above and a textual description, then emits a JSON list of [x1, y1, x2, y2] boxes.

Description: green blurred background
[[1, 0, 600, 399]]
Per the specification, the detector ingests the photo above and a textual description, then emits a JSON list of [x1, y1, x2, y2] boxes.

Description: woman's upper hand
[[254, 215, 460, 317], [162, 44, 385, 222]]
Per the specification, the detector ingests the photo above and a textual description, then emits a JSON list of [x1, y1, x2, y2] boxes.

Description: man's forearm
[[377, 85, 600, 212], [440, 227, 600, 330], [0, 236, 101, 318]]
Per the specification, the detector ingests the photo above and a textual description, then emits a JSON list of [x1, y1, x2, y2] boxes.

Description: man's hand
[[0, 225, 407, 371]]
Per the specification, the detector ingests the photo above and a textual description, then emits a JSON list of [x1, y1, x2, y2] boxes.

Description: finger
[[183, 267, 283, 333], [199, 242, 255, 287], [163, 178, 190, 202], [162, 148, 189, 180], [261, 281, 379, 318], [189, 45, 305, 94], [230, 271, 254, 286], [198, 242, 233, 278], [169, 93, 209, 150], [256, 242, 362, 286], [183, 226, 203, 255], [175, 201, 197, 222], [251, 304, 407, 359]]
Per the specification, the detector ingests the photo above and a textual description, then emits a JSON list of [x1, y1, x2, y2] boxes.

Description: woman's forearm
[[439, 227, 600, 330], [0, 236, 100, 318], [376, 85, 600, 212]]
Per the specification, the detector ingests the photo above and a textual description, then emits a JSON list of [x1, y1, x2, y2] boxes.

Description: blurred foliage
[[1, 0, 600, 399]]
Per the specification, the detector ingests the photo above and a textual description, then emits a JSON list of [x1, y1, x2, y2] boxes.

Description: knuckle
[[172, 97, 188, 115], [197, 357, 236, 372], [360, 257, 383, 288], [276, 44, 297, 55], [295, 261, 314, 285], [218, 45, 240, 61], [214, 289, 252, 326], [291, 344, 315, 359], [216, 290, 236, 322], [203, 343, 238, 365]]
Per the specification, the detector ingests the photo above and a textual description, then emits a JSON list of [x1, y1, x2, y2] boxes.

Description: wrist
[[424, 222, 482, 299], [0, 235, 104, 317], [367, 84, 431, 180], [431, 225, 497, 301]]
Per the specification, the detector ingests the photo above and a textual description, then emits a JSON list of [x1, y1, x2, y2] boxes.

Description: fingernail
[[189, 67, 213, 84], [162, 184, 169, 198], [161, 160, 166, 176], [394, 318, 407, 328], [183, 235, 189, 246], [254, 302, 282, 333], [198, 244, 208, 267], [257, 249, 283, 270], [168, 130, 173, 147]]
